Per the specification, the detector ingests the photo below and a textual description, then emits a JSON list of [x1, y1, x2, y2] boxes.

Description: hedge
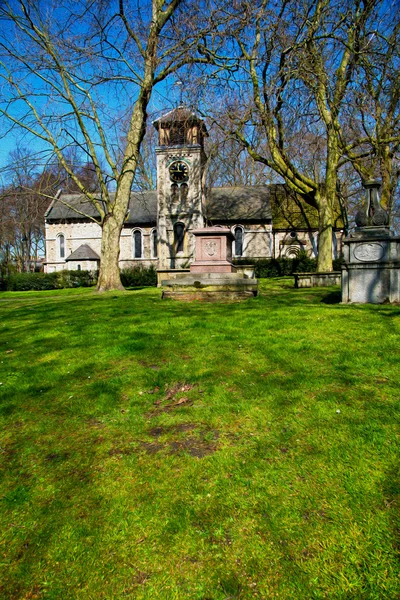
[[0, 266, 159, 291], [234, 254, 345, 278], [1, 270, 97, 291], [0, 259, 344, 290], [120, 265, 157, 288]]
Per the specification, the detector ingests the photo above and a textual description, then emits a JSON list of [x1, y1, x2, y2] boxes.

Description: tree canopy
[[0, 0, 399, 282]]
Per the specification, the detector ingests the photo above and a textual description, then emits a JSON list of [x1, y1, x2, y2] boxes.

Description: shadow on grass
[[377, 309, 400, 317], [124, 286, 158, 292], [320, 290, 342, 304]]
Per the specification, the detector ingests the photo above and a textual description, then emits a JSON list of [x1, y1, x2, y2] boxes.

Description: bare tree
[[0, 0, 219, 290], [0, 148, 52, 272], [207, 0, 384, 271], [340, 17, 400, 217]]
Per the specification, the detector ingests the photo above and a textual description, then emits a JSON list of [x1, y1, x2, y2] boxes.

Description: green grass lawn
[[0, 279, 399, 599]]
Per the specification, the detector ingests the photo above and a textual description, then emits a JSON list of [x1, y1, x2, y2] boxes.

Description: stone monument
[[161, 226, 258, 301], [190, 226, 236, 273], [341, 180, 400, 304]]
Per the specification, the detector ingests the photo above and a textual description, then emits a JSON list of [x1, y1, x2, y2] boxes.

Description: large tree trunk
[[316, 136, 339, 272], [95, 78, 153, 291], [316, 195, 334, 272], [96, 212, 125, 291], [95, 94, 150, 292]]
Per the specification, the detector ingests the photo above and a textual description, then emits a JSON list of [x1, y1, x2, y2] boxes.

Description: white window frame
[[57, 233, 66, 260], [132, 228, 143, 259], [151, 228, 158, 259], [232, 225, 245, 257]]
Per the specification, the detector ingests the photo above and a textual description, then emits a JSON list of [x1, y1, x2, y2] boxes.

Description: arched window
[[180, 183, 188, 202], [234, 226, 244, 256], [171, 184, 179, 202], [174, 222, 185, 254], [57, 233, 65, 259], [133, 230, 143, 259], [151, 229, 158, 258]]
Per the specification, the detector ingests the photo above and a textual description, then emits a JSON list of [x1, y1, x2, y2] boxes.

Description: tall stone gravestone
[[161, 227, 258, 301], [342, 180, 400, 303]]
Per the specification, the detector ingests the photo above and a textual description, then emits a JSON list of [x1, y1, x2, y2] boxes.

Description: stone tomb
[[190, 227, 235, 273], [161, 227, 258, 301], [341, 181, 400, 304]]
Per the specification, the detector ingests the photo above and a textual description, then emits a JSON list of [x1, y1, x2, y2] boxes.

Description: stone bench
[[294, 271, 341, 288], [161, 274, 258, 302]]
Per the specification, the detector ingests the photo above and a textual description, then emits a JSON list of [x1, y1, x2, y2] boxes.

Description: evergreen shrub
[[57, 270, 98, 288], [4, 270, 97, 291], [234, 252, 344, 278], [6, 272, 60, 291], [120, 265, 157, 288]]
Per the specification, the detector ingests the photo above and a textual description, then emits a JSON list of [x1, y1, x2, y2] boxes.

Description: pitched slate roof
[[45, 190, 157, 225], [65, 244, 100, 261], [205, 186, 272, 222], [45, 185, 344, 229]]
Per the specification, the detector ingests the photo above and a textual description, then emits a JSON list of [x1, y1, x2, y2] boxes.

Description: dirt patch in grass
[[87, 418, 104, 428], [143, 426, 219, 457], [122, 571, 152, 595], [135, 442, 164, 455], [168, 436, 218, 457], [138, 359, 166, 370], [92, 435, 106, 445], [108, 446, 137, 457], [137, 434, 218, 458], [164, 382, 196, 401], [1, 443, 17, 460], [45, 452, 70, 463], [108, 424, 220, 458], [146, 382, 203, 417]]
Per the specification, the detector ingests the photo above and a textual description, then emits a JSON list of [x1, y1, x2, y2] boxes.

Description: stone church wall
[[45, 219, 344, 273], [45, 222, 157, 272], [45, 221, 102, 272], [236, 224, 273, 259], [273, 230, 344, 259]]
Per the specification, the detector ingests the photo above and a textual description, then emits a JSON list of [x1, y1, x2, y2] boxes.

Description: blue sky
[[0, 0, 398, 185], [0, 78, 183, 182], [0, 0, 188, 182]]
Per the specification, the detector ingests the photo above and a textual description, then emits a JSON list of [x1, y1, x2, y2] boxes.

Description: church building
[[44, 108, 345, 274]]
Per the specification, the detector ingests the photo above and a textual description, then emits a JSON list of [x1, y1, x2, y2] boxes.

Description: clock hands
[[169, 161, 189, 182]]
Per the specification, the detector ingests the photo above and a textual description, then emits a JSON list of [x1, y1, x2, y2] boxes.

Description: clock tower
[[154, 107, 208, 270]]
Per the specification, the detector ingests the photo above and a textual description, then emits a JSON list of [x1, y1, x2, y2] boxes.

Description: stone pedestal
[[341, 181, 400, 304], [161, 226, 258, 301], [161, 273, 258, 302], [341, 227, 400, 303], [190, 227, 236, 273]]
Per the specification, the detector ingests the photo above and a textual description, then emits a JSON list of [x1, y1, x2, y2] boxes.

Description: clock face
[[169, 161, 189, 183]]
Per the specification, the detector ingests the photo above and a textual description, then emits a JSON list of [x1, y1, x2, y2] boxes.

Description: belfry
[[153, 107, 208, 272]]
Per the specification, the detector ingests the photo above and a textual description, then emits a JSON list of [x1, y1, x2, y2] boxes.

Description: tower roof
[[153, 106, 208, 136]]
